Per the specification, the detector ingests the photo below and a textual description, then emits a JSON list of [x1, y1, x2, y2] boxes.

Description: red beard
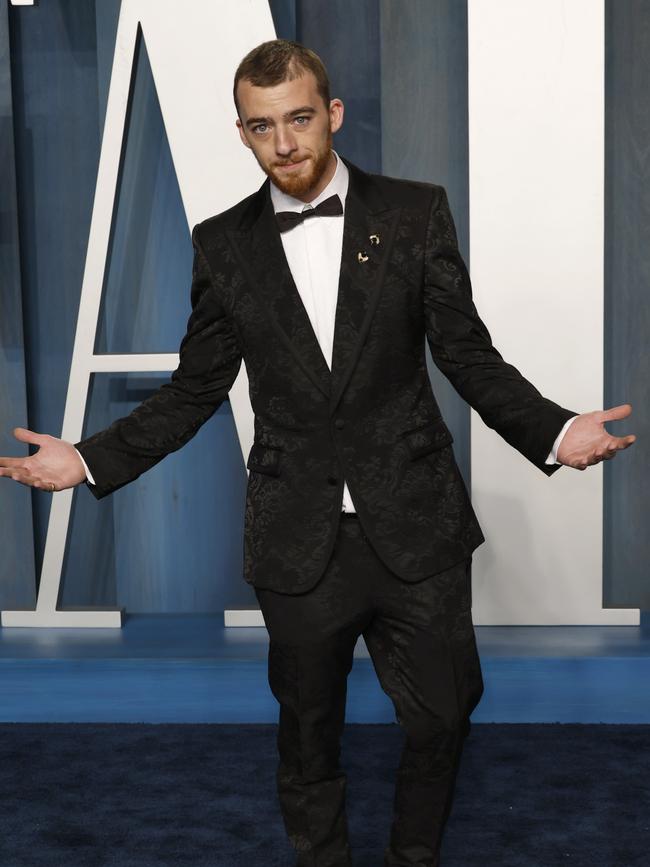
[[263, 129, 333, 199]]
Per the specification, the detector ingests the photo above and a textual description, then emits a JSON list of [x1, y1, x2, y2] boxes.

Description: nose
[[274, 126, 297, 158]]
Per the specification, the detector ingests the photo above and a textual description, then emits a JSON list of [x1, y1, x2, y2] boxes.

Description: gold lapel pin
[[358, 251, 369, 263], [369, 233, 380, 246]]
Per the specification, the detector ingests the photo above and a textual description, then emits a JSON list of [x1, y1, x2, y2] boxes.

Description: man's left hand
[[557, 404, 636, 470]]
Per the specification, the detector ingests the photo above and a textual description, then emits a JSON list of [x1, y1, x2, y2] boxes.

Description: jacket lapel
[[226, 160, 401, 410], [226, 184, 332, 399], [329, 160, 401, 412]]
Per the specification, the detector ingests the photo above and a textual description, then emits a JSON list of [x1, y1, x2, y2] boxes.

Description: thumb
[[13, 427, 46, 447], [599, 404, 632, 424]]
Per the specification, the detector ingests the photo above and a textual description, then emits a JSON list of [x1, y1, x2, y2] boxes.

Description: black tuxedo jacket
[[77, 157, 576, 594]]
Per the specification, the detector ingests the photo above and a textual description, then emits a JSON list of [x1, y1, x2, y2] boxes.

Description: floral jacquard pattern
[[77, 158, 577, 594]]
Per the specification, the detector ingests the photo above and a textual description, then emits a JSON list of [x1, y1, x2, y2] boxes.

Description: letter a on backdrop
[[1, 0, 275, 627]]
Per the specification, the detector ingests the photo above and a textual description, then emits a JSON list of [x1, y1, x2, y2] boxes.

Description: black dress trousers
[[255, 513, 484, 867]]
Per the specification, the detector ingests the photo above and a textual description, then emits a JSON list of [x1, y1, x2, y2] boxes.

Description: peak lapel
[[330, 163, 401, 412], [226, 185, 331, 399]]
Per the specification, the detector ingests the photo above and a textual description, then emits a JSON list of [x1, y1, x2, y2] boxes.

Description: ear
[[236, 118, 252, 150], [329, 98, 344, 135]]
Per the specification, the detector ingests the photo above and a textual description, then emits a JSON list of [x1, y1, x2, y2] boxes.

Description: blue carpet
[[3, 618, 650, 723], [0, 723, 648, 866]]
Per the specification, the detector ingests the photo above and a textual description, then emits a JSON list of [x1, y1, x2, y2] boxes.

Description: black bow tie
[[275, 194, 343, 233]]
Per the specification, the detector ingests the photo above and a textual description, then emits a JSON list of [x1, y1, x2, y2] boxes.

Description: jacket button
[[327, 475, 338, 486], [334, 418, 344, 429]]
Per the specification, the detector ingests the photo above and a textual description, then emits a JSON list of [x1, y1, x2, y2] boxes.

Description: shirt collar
[[270, 150, 349, 214]]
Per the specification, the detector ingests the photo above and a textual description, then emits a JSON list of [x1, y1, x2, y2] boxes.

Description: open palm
[[0, 428, 86, 492], [557, 404, 636, 470]]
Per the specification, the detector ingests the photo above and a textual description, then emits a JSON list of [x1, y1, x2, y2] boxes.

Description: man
[[0, 40, 635, 867]]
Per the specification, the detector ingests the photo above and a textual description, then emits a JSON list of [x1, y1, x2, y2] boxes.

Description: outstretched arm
[[423, 185, 576, 474], [75, 227, 242, 497], [0, 225, 243, 498], [423, 186, 636, 473]]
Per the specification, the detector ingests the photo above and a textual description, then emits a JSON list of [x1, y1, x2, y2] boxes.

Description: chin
[[270, 162, 317, 198], [268, 140, 333, 199]]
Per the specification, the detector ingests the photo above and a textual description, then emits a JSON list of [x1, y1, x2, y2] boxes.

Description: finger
[[0, 469, 39, 487], [599, 404, 632, 424], [0, 457, 28, 469], [610, 434, 636, 450], [0, 466, 52, 488], [13, 473, 55, 491], [13, 427, 46, 447]]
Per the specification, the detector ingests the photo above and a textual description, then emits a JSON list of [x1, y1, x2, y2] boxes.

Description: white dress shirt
[[78, 151, 575, 490], [270, 151, 357, 511]]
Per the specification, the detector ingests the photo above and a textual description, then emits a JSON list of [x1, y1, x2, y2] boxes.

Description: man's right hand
[[0, 428, 87, 492]]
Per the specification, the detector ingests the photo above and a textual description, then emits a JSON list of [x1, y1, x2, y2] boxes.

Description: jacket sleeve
[[423, 185, 577, 476], [75, 224, 243, 498]]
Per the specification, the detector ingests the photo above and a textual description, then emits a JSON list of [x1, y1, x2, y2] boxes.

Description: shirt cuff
[[75, 448, 97, 486], [545, 415, 579, 465]]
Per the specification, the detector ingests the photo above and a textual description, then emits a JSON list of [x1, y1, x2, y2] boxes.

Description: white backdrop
[[468, 0, 637, 625]]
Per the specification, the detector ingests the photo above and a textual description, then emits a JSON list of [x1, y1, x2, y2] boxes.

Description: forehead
[[237, 71, 323, 119]]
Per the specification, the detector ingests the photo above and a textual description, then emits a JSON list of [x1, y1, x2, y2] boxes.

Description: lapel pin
[[358, 251, 369, 263], [369, 234, 380, 246]]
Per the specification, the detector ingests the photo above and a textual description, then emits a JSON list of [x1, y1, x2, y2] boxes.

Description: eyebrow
[[245, 106, 317, 128]]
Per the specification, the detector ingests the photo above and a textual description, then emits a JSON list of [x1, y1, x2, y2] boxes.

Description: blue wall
[[0, 0, 35, 607], [604, 0, 650, 609], [1, 0, 647, 613]]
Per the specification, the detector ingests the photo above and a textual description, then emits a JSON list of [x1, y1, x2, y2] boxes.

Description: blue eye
[[253, 124, 268, 134], [294, 116, 308, 125]]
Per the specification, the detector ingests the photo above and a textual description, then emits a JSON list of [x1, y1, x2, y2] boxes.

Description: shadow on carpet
[[0, 723, 648, 866]]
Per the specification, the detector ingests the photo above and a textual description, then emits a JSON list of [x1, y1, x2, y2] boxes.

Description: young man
[[0, 40, 635, 867]]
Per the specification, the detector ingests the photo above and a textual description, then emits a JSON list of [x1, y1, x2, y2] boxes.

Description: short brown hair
[[233, 39, 330, 114]]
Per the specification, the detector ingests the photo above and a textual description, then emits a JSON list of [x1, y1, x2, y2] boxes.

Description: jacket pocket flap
[[246, 443, 282, 477], [403, 417, 454, 459]]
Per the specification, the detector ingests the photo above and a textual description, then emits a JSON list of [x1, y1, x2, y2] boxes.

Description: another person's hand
[[0, 428, 87, 492], [557, 404, 636, 470]]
